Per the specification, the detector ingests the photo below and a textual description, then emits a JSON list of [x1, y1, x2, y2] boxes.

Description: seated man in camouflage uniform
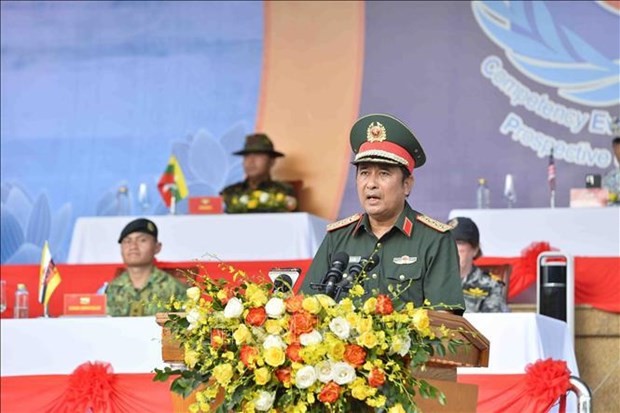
[[220, 133, 298, 213], [106, 218, 187, 316], [450, 216, 509, 313]]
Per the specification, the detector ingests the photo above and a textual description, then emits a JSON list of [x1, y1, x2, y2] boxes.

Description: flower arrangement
[[154, 265, 465, 413], [224, 189, 297, 213]]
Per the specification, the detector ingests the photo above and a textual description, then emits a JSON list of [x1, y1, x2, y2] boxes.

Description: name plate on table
[[189, 196, 223, 214], [569, 188, 608, 207], [63, 294, 107, 316]]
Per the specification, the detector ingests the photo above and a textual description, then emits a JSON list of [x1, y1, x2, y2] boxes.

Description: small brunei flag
[[39, 241, 62, 308], [157, 154, 189, 208]]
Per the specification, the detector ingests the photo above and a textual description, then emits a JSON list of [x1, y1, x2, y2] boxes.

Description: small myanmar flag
[[39, 241, 62, 307], [157, 154, 189, 207]]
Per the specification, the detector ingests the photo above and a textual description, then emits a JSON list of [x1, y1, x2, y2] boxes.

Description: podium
[[156, 311, 489, 412]]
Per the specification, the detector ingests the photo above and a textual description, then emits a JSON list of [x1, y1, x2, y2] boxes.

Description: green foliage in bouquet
[[154, 264, 466, 413]]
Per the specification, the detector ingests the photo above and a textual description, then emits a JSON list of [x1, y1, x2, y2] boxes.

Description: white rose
[[329, 316, 351, 340], [299, 329, 323, 346], [314, 360, 334, 383], [259, 192, 270, 203], [186, 286, 200, 302], [254, 390, 275, 412], [223, 297, 244, 318], [332, 362, 356, 385], [185, 308, 201, 331], [265, 297, 286, 319], [295, 365, 317, 389], [389, 334, 412, 357], [239, 195, 249, 204], [263, 334, 286, 349]]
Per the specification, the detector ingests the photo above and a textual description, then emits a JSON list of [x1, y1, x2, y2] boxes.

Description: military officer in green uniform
[[106, 218, 187, 317], [450, 216, 509, 313], [220, 133, 298, 213], [300, 114, 465, 314]]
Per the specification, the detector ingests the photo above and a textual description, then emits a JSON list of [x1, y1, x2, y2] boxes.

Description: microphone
[[347, 254, 381, 282], [273, 273, 293, 294], [334, 253, 381, 300], [315, 251, 349, 298]]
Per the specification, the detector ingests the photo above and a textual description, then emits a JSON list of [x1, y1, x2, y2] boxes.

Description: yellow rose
[[213, 363, 234, 386], [327, 340, 345, 360], [247, 199, 258, 209], [264, 319, 283, 334], [357, 317, 373, 334], [254, 367, 271, 385], [275, 193, 285, 202], [412, 309, 430, 331], [246, 284, 268, 307], [184, 349, 200, 368], [233, 324, 253, 345], [302, 296, 321, 314], [388, 404, 407, 413], [358, 331, 378, 349], [315, 294, 336, 309], [363, 297, 377, 314], [264, 346, 286, 367]]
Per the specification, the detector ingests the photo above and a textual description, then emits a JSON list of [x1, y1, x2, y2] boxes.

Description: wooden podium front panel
[[416, 379, 478, 413]]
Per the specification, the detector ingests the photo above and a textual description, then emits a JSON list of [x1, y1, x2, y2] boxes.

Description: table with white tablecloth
[[68, 212, 329, 264], [0, 313, 578, 377]]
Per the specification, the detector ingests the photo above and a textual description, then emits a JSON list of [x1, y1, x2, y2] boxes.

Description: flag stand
[[169, 193, 176, 215], [550, 189, 556, 208], [42, 304, 50, 318]]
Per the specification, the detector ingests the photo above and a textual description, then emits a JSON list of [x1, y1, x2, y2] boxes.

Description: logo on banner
[[472, 0, 619, 169]]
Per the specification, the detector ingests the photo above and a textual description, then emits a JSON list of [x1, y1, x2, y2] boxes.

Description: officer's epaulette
[[416, 214, 452, 233], [327, 213, 362, 232]]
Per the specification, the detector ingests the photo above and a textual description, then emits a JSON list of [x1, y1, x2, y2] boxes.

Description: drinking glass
[[0, 280, 7, 313]]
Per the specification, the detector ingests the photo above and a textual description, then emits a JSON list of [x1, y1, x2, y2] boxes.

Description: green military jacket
[[300, 203, 465, 314], [106, 267, 187, 317], [462, 266, 509, 313], [220, 179, 297, 213]]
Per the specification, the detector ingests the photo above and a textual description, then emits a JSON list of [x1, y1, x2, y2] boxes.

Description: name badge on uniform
[[393, 255, 417, 265]]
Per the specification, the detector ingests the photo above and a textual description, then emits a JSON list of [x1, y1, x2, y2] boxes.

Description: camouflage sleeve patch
[[489, 273, 505, 284], [416, 214, 452, 232], [327, 213, 362, 232]]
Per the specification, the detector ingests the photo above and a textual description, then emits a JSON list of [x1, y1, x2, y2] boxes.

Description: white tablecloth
[[67, 213, 329, 264], [449, 207, 620, 257], [0, 313, 578, 377]]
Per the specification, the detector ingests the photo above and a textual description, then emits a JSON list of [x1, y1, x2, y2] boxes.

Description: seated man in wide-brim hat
[[220, 133, 297, 213]]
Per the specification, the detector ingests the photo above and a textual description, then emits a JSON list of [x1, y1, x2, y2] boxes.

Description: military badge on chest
[[393, 255, 417, 265]]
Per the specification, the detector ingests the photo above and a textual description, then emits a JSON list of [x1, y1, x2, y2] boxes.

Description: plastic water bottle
[[14, 283, 29, 319], [476, 178, 491, 209], [116, 185, 131, 216]]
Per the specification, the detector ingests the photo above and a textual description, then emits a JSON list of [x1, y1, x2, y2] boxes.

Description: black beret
[[118, 218, 158, 243], [449, 217, 480, 246]]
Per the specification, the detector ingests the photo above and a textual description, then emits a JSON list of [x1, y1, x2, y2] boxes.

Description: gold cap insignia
[[147, 222, 155, 232], [366, 121, 387, 142]]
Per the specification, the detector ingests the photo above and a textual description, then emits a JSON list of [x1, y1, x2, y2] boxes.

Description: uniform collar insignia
[[393, 255, 417, 265], [402, 217, 413, 237]]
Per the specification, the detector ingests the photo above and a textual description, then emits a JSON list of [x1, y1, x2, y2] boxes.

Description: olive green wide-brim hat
[[350, 113, 426, 172], [233, 133, 284, 157]]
